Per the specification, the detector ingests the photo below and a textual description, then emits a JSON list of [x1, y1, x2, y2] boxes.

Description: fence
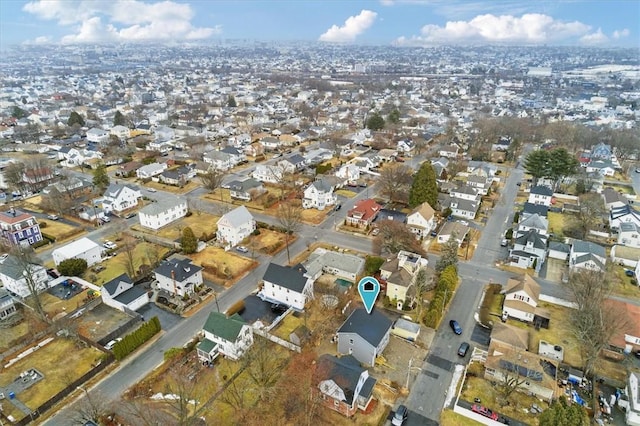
[[252, 328, 301, 353], [97, 311, 143, 347]]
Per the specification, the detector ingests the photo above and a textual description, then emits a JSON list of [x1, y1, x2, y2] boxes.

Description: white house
[[197, 312, 254, 363], [406, 202, 436, 239], [450, 185, 480, 201], [302, 177, 339, 210], [621, 372, 640, 426], [136, 162, 167, 179], [610, 204, 640, 231], [437, 221, 469, 246], [335, 163, 361, 184], [52, 237, 102, 267], [302, 248, 365, 282], [203, 150, 234, 170], [153, 257, 203, 297], [618, 222, 640, 248], [0, 255, 50, 299], [110, 125, 130, 140], [216, 206, 256, 249], [528, 185, 554, 206], [448, 196, 479, 220], [138, 196, 187, 230], [101, 273, 149, 312], [501, 274, 546, 325], [252, 164, 287, 184], [569, 240, 607, 272], [86, 128, 109, 144], [0, 288, 18, 320], [516, 213, 549, 237], [260, 263, 314, 311], [101, 183, 142, 214], [509, 229, 548, 270]]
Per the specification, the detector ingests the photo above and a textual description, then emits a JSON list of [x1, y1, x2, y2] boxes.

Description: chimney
[[171, 269, 177, 296]]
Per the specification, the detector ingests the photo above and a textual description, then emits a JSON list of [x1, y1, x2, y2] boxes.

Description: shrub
[[112, 316, 161, 361], [185, 211, 193, 217], [58, 258, 88, 276], [505, 228, 513, 239], [252, 228, 261, 236], [164, 347, 184, 361], [39, 221, 47, 228], [41, 232, 56, 242], [364, 255, 385, 275]]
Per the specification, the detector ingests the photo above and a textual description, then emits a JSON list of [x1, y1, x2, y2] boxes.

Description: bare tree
[[199, 165, 228, 202], [377, 163, 413, 203], [161, 363, 210, 425], [567, 193, 606, 239], [566, 269, 628, 377], [3, 161, 27, 194], [413, 267, 431, 320], [68, 388, 111, 425], [119, 234, 138, 279], [276, 201, 302, 264], [373, 219, 423, 255], [242, 337, 286, 402], [8, 247, 49, 323], [493, 348, 529, 406]]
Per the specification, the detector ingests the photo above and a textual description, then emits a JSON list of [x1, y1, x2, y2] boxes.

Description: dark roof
[[103, 273, 132, 297], [549, 241, 570, 253], [515, 229, 547, 250], [337, 308, 393, 347], [316, 354, 376, 404], [375, 209, 407, 223], [530, 185, 553, 196], [154, 258, 202, 281], [263, 263, 308, 293], [114, 285, 147, 305], [522, 202, 548, 217], [203, 311, 246, 342]]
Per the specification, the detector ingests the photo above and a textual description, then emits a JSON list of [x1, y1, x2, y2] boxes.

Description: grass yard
[[335, 189, 357, 198], [39, 290, 87, 317], [88, 241, 169, 286], [154, 212, 220, 241], [0, 313, 49, 353], [152, 180, 200, 195], [300, 207, 330, 225], [272, 312, 302, 340], [250, 228, 286, 255], [546, 212, 566, 237], [440, 409, 483, 426], [1, 337, 102, 420], [611, 266, 640, 299], [461, 373, 546, 426], [189, 247, 257, 285]]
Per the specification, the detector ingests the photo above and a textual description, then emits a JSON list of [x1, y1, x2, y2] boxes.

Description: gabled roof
[[610, 204, 640, 221], [519, 213, 549, 231], [0, 255, 45, 280], [104, 183, 139, 199], [217, 205, 254, 228], [103, 273, 132, 297], [348, 199, 381, 222], [572, 240, 605, 258], [530, 185, 553, 196], [514, 229, 547, 250], [548, 241, 570, 253], [263, 263, 308, 293], [522, 202, 549, 217], [316, 354, 376, 405], [203, 311, 246, 342], [154, 257, 202, 281], [438, 221, 469, 238], [504, 274, 540, 302], [0, 209, 36, 224], [491, 322, 529, 351], [337, 308, 393, 347], [229, 178, 262, 192], [602, 187, 628, 206], [409, 201, 435, 222], [139, 195, 186, 216]]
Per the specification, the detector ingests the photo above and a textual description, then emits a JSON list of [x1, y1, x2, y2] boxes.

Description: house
[[610, 204, 640, 231], [102, 184, 142, 214], [52, 237, 102, 267], [101, 273, 149, 312], [346, 199, 381, 228], [380, 251, 428, 310], [617, 222, 640, 248], [548, 241, 570, 261], [260, 136, 281, 151], [335, 163, 361, 184], [509, 229, 547, 270], [466, 175, 492, 195], [110, 125, 130, 140], [0, 208, 42, 247], [153, 257, 203, 297], [138, 195, 187, 230], [521, 202, 549, 219], [407, 202, 436, 239], [336, 308, 393, 366], [450, 185, 480, 201], [569, 240, 606, 272], [116, 161, 142, 177], [438, 144, 459, 158], [502, 274, 549, 328], [228, 178, 265, 201], [602, 187, 629, 211], [436, 221, 469, 246], [252, 164, 288, 184], [430, 157, 449, 180], [491, 136, 512, 152], [620, 372, 640, 426], [585, 160, 616, 177], [590, 142, 613, 161], [604, 299, 640, 354], [448, 196, 480, 220], [516, 213, 549, 237], [244, 142, 264, 157], [396, 138, 415, 156], [279, 154, 306, 172], [302, 248, 364, 282], [0, 255, 49, 299], [302, 177, 339, 210], [216, 206, 256, 249], [528, 185, 554, 206], [86, 128, 109, 144], [136, 162, 167, 179], [0, 287, 18, 320], [203, 150, 234, 170], [158, 166, 194, 186], [314, 354, 377, 417], [220, 146, 246, 165], [197, 311, 253, 363], [376, 209, 407, 223], [261, 263, 314, 311]]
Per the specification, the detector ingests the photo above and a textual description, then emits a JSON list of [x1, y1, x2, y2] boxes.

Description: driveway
[[540, 258, 567, 283], [136, 303, 182, 331], [238, 295, 278, 324]]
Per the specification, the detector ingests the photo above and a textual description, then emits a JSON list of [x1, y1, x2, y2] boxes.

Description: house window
[[349, 339, 354, 345], [334, 400, 340, 407]]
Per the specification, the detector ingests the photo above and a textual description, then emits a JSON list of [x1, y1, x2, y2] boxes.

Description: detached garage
[[101, 273, 149, 312], [52, 237, 102, 267]]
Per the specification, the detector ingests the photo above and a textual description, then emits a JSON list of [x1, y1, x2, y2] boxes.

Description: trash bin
[[8, 391, 15, 399]]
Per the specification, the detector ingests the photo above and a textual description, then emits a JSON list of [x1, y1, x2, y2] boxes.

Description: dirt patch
[[154, 212, 220, 241], [87, 241, 169, 286], [0, 312, 48, 354], [300, 208, 330, 225], [73, 303, 136, 342], [39, 219, 84, 242], [189, 247, 258, 286], [250, 229, 286, 255]]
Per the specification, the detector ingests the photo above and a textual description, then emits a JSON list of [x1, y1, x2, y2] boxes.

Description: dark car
[[334, 204, 342, 211], [124, 212, 136, 219], [270, 303, 287, 314], [458, 342, 470, 357], [472, 404, 499, 420], [449, 320, 462, 335], [625, 269, 635, 277], [391, 404, 408, 426], [635, 350, 640, 359]]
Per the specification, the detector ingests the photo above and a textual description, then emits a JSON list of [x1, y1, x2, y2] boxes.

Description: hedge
[[112, 316, 161, 361], [423, 265, 459, 328]]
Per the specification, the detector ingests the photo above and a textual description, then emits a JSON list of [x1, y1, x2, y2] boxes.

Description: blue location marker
[[358, 276, 380, 314]]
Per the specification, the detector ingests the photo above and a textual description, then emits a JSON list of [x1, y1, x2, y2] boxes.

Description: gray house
[[337, 308, 393, 366]]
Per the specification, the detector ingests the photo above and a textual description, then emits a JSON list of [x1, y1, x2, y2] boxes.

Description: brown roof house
[[501, 274, 549, 329], [346, 199, 381, 228], [380, 251, 428, 310]]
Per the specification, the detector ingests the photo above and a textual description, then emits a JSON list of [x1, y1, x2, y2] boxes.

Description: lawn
[[611, 266, 640, 299], [189, 247, 257, 285], [0, 313, 49, 353], [335, 189, 357, 198], [149, 180, 200, 195], [153, 212, 220, 241], [547, 212, 566, 237], [461, 373, 545, 426], [87, 241, 170, 286], [40, 219, 84, 242], [250, 228, 287, 255], [203, 190, 270, 211], [1, 337, 102, 421], [440, 409, 483, 426], [300, 207, 330, 225], [39, 290, 88, 318], [272, 312, 302, 340]]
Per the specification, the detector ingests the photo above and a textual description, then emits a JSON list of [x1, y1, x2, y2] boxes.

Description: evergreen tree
[[227, 95, 237, 108], [113, 110, 126, 127], [366, 112, 385, 131], [539, 397, 589, 426], [57, 258, 88, 276], [523, 150, 550, 184], [11, 106, 27, 119], [409, 162, 438, 208], [68, 111, 85, 127], [181, 227, 197, 254], [92, 164, 110, 188], [388, 109, 400, 124]]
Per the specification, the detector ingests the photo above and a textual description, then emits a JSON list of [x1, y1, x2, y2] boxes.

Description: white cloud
[[613, 29, 629, 39], [23, 0, 220, 43], [319, 10, 377, 43], [395, 13, 592, 46], [23, 35, 53, 45], [580, 28, 608, 45]]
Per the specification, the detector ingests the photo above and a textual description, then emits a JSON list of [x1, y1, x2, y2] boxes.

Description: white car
[[147, 188, 157, 193], [47, 214, 59, 220], [103, 241, 117, 250], [235, 246, 249, 253]]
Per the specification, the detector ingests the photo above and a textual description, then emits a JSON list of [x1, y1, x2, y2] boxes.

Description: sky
[[0, 0, 638, 49]]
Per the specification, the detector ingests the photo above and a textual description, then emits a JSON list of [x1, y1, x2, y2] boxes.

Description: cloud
[[23, 0, 221, 43], [612, 29, 629, 39], [23, 35, 52, 45], [395, 13, 593, 46], [580, 28, 608, 45], [319, 10, 377, 43]]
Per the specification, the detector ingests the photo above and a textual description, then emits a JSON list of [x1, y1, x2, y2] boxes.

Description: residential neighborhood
[[0, 40, 638, 426]]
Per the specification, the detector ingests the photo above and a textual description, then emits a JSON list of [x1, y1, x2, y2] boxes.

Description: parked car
[[391, 405, 408, 426], [124, 212, 136, 219], [334, 204, 342, 211], [105, 337, 123, 351], [458, 342, 470, 357], [472, 404, 499, 420], [46, 214, 59, 220], [625, 269, 635, 277], [271, 303, 287, 314], [235, 246, 249, 253], [0, 253, 8, 262], [371, 228, 380, 236], [501, 238, 509, 247], [103, 241, 117, 250], [147, 187, 157, 193], [449, 320, 462, 335]]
